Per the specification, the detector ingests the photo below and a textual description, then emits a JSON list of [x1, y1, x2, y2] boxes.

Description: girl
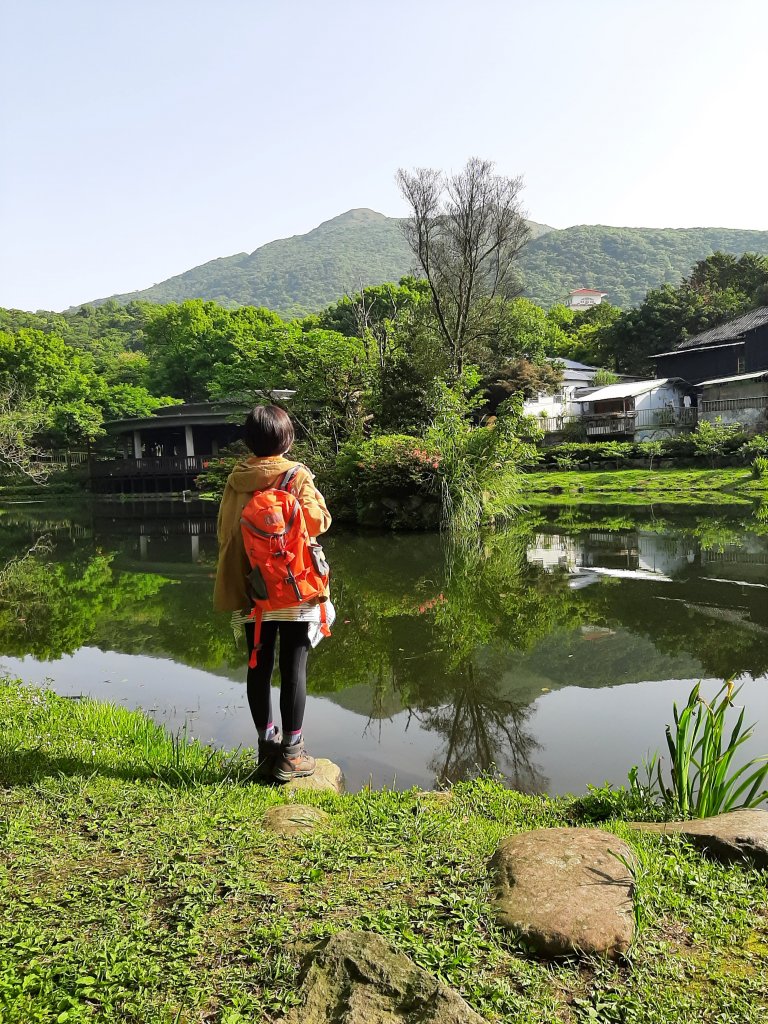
[[214, 405, 332, 780]]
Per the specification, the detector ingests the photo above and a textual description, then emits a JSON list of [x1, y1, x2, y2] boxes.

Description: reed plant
[[426, 375, 541, 533], [654, 681, 768, 818]]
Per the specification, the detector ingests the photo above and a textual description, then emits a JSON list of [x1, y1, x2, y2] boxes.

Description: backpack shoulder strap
[[276, 463, 306, 493]]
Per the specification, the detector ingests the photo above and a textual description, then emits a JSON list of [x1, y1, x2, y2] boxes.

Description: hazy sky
[[2, 0, 767, 311]]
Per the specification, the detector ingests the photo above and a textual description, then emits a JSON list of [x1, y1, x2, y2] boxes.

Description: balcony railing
[[30, 451, 90, 469], [700, 396, 768, 413], [89, 455, 211, 478], [539, 407, 698, 436]]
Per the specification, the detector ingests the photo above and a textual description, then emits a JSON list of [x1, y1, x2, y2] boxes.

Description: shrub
[[335, 434, 438, 494], [332, 433, 440, 528], [657, 434, 696, 458], [740, 433, 768, 462], [560, 418, 587, 441], [425, 380, 542, 531], [690, 418, 746, 468], [639, 439, 664, 470], [541, 439, 642, 468], [752, 456, 768, 479], [599, 440, 635, 469]]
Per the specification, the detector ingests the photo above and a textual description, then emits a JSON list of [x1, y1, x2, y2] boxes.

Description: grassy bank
[[523, 467, 768, 506], [1, 679, 766, 1023]]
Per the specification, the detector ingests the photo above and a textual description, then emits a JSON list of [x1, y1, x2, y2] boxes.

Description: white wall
[[565, 294, 604, 309]]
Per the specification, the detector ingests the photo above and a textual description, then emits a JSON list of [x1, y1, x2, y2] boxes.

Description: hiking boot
[[255, 731, 282, 778], [273, 739, 316, 782]]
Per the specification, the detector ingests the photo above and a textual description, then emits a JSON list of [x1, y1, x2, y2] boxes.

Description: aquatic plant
[[655, 681, 768, 818]]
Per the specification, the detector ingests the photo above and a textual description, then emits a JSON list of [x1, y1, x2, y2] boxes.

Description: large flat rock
[[490, 827, 635, 960], [282, 758, 344, 794], [284, 930, 487, 1024], [628, 809, 768, 867], [263, 804, 330, 836]]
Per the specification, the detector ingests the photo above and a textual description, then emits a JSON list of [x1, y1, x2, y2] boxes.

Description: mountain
[[87, 210, 413, 319], [84, 210, 768, 316], [521, 224, 768, 308]]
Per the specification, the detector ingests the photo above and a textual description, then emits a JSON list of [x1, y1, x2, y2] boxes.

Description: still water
[[2, 497, 767, 794]]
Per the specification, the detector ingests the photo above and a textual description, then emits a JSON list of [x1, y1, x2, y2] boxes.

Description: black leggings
[[244, 620, 310, 736]]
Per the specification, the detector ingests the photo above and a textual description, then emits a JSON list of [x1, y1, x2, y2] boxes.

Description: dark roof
[[665, 307, 768, 353]]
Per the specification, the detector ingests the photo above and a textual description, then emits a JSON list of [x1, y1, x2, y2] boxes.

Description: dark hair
[[243, 405, 295, 456]]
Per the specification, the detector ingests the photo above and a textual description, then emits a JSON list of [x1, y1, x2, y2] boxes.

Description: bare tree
[[396, 158, 530, 374]]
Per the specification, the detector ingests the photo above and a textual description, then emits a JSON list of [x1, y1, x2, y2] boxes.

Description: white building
[[523, 358, 604, 422], [572, 378, 693, 441], [564, 288, 608, 310]]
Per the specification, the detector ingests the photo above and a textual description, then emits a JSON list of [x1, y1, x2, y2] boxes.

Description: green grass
[[0, 678, 766, 1023], [522, 467, 768, 507]]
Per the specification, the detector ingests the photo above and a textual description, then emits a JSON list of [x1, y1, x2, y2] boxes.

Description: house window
[[737, 356, 746, 374]]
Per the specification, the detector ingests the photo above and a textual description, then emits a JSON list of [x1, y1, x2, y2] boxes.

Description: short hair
[[243, 405, 295, 456]]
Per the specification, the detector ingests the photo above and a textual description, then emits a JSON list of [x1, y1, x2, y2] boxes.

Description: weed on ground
[[0, 679, 766, 1023]]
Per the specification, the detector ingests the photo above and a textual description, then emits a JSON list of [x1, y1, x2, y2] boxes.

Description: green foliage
[[691, 418, 745, 468], [592, 368, 620, 386], [0, 300, 149, 370], [143, 300, 284, 401], [211, 320, 371, 453], [593, 252, 768, 374], [653, 682, 768, 818], [0, 327, 176, 447], [540, 429, 753, 471], [640, 440, 665, 470], [0, 391, 52, 481], [549, 302, 623, 365], [487, 297, 569, 363], [740, 433, 768, 459], [752, 456, 768, 479], [600, 440, 635, 470]]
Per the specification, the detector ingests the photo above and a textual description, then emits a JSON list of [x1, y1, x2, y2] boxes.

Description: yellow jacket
[[213, 456, 332, 612]]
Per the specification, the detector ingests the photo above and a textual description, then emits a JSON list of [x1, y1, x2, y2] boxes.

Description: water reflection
[[1, 498, 767, 791]]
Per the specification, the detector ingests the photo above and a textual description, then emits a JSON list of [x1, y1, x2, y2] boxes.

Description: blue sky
[[2, 0, 767, 311]]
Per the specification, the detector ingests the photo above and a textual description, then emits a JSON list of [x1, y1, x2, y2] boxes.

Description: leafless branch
[[397, 158, 530, 374]]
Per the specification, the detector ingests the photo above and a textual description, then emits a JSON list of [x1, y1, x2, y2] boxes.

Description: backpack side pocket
[[309, 543, 329, 577], [246, 565, 268, 601]]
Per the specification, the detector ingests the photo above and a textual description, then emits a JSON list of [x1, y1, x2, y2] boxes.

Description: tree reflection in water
[[417, 662, 546, 792]]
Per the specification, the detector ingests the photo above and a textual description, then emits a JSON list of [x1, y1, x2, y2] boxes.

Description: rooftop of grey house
[[654, 306, 768, 357]]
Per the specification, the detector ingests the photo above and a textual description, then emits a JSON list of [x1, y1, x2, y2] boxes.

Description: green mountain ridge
[[83, 208, 768, 316]]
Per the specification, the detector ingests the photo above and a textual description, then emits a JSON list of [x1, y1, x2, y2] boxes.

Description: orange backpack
[[240, 464, 330, 668]]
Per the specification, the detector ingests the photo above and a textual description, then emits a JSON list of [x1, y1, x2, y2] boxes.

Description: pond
[[1, 497, 767, 794]]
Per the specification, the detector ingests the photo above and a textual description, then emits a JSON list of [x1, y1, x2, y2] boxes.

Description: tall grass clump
[[653, 681, 768, 817], [0, 678, 246, 788], [426, 372, 541, 533]]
